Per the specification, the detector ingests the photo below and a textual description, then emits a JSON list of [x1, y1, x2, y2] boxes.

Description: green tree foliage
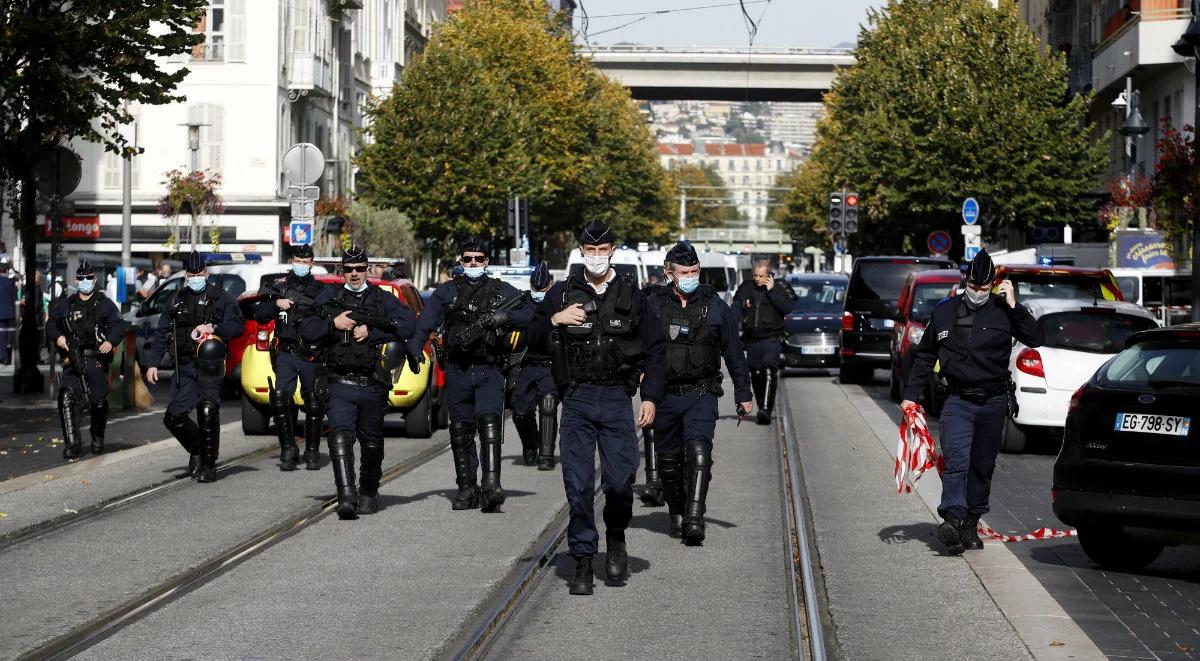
[[357, 0, 671, 257], [1149, 121, 1199, 259], [771, 155, 831, 246], [784, 0, 1106, 253], [666, 162, 736, 229], [350, 202, 418, 264]]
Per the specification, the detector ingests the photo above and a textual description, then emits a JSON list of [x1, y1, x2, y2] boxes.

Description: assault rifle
[[446, 292, 528, 354], [260, 283, 406, 335], [59, 315, 94, 406]]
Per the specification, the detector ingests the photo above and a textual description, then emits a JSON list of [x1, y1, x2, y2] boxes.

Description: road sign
[[33, 146, 82, 197], [282, 143, 324, 186], [960, 224, 981, 237], [965, 245, 981, 261], [962, 198, 980, 225], [927, 230, 951, 255], [289, 221, 313, 246]]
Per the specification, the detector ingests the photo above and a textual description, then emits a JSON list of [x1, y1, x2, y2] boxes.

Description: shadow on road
[[878, 521, 946, 555]]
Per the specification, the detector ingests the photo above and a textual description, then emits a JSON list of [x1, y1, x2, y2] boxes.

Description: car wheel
[[1001, 418, 1028, 454], [404, 386, 434, 439], [1077, 527, 1163, 571], [241, 395, 270, 435]]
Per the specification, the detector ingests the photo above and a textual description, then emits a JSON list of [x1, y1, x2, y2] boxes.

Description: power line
[[587, 16, 648, 38], [583, 1, 769, 20]]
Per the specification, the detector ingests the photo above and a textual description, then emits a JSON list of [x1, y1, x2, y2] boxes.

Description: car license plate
[[801, 346, 835, 355], [1113, 412, 1192, 437]]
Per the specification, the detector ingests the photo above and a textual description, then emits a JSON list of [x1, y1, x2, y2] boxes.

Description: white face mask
[[344, 282, 369, 293], [583, 254, 610, 277], [530, 290, 546, 303], [964, 288, 990, 307]]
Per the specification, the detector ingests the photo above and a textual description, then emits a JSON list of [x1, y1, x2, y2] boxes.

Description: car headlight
[[907, 325, 924, 345]]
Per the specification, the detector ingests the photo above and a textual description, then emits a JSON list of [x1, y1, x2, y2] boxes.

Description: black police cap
[[184, 250, 206, 274], [579, 220, 615, 246], [342, 245, 368, 264], [291, 243, 314, 259], [966, 248, 995, 287], [75, 259, 95, 277], [665, 240, 699, 267], [460, 236, 487, 255], [530, 260, 553, 290]]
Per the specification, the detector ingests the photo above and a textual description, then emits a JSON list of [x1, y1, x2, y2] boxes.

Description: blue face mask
[[77, 278, 95, 294], [530, 290, 546, 303], [186, 275, 207, 292], [677, 276, 700, 294], [291, 264, 311, 278], [464, 266, 486, 279]]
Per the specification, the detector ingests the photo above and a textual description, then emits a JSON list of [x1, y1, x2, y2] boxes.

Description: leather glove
[[483, 310, 509, 329], [406, 348, 424, 373]]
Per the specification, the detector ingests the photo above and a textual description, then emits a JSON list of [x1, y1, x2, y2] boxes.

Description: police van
[[1109, 268, 1194, 327]]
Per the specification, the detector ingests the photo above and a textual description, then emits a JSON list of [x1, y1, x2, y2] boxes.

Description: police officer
[[530, 220, 666, 595], [146, 251, 245, 483], [509, 262, 559, 470], [902, 249, 1044, 555], [255, 244, 328, 471], [47, 259, 128, 458], [299, 246, 414, 519], [636, 261, 671, 506], [732, 260, 796, 425], [408, 237, 533, 513], [646, 241, 754, 545]]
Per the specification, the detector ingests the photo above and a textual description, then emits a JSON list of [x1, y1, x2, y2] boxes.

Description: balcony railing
[[1101, 0, 1191, 42]]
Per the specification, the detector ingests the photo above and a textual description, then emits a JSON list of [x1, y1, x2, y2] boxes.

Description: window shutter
[[226, 0, 246, 62], [203, 105, 225, 174], [103, 151, 121, 189]]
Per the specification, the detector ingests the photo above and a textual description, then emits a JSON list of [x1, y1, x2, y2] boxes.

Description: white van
[[1109, 268, 1194, 326], [698, 251, 736, 303], [640, 248, 666, 285]]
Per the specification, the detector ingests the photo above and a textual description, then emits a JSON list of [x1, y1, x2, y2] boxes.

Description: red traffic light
[[845, 194, 859, 207]]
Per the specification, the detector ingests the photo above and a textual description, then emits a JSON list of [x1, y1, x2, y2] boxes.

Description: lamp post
[[178, 120, 208, 250], [1172, 1, 1200, 321]]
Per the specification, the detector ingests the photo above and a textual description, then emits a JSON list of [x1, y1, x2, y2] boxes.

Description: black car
[[840, 256, 954, 383], [1053, 323, 1200, 570], [781, 273, 848, 369]]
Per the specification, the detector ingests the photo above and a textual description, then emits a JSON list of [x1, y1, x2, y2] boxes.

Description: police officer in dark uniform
[[408, 237, 534, 513], [47, 259, 128, 458], [902, 249, 1044, 555], [509, 262, 559, 470], [645, 241, 754, 545], [732, 260, 797, 425], [636, 260, 671, 507], [530, 220, 666, 595], [255, 244, 328, 471], [146, 251, 245, 483], [300, 246, 414, 519]]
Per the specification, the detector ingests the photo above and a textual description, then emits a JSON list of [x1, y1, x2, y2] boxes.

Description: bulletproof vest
[[272, 273, 325, 349], [658, 286, 721, 384], [740, 282, 785, 337], [326, 285, 389, 377], [952, 297, 980, 347], [559, 275, 644, 384], [170, 286, 219, 365], [444, 276, 505, 362], [66, 294, 107, 350]]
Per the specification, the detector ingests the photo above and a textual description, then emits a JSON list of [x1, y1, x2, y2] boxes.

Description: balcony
[[288, 52, 334, 98], [1092, 0, 1191, 93], [370, 61, 402, 94]]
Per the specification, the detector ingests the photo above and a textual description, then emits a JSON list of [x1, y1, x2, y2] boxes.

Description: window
[[728, 159, 734, 170], [292, 0, 312, 53], [187, 104, 224, 174], [742, 176, 748, 185], [192, 0, 244, 62], [741, 160, 748, 171], [103, 120, 140, 190], [1040, 310, 1157, 354], [756, 160, 762, 171]]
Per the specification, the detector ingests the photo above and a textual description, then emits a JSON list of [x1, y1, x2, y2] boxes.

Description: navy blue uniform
[[731, 278, 795, 370], [904, 293, 1044, 521], [47, 292, 129, 405], [147, 284, 244, 415]]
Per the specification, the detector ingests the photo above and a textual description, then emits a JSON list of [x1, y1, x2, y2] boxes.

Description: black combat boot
[[750, 369, 766, 412], [682, 439, 713, 546], [639, 428, 665, 506], [58, 387, 83, 460], [569, 556, 594, 596], [757, 368, 779, 425], [477, 414, 506, 513], [938, 514, 966, 556], [164, 410, 201, 477], [89, 400, 109, 455], [271, 388, 299, 471], [449, 421, 480, 510], [512, 410, 539, 466], [658, 452, 686, 536], [357, 438, 384, 515], [303, 400, 324, 470], [195, 400, 221, 483], [537, 393, 558, 471], [605, 530, 629, 583], [329, 430, 359, 519], [959, 516, 984, 551]]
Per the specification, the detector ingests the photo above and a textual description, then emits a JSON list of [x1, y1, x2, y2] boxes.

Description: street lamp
[[1118, 90, 1149, 173], [179, 120, 209, 250], [1172, 1, 1200, 321]]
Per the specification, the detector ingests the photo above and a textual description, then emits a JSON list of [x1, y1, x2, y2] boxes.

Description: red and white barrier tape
[[977, 526, 1077, 543]]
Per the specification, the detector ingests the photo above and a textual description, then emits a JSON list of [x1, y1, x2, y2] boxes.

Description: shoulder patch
[[937, 330, 949, 341]]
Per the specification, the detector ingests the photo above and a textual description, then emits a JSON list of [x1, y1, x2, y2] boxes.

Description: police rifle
[[60, 316, 94, 406], [261, 283, 407, 335], [446, 292, 528, 353]]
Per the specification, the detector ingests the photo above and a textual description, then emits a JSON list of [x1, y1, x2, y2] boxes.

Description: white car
[[1004, 297, 1159, 452]]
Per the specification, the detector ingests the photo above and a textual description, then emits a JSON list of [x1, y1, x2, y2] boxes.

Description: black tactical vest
[[559, 275, 644, 385], [169, 285, 219, 365], [65, 294, 108, 350], [444, 276, 505, 362], [739, 281, 786, 339], [270, 273, 325, 351], [326, 285, 390, 378], [658, 286, 721, 384]]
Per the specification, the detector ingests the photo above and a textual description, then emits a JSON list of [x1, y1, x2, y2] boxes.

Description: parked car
[[840, 256, 954, 383], [888, 269, 962, 402], [781, 273, 847, 369], [1052, 323, 1200, 570], [239, 275, 444, 438], [951, 264, 1124, 302], [1004, 298, 1159, 453]]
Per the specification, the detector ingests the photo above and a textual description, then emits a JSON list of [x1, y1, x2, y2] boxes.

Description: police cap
[[966, 248, 995, 287], [291, 243, 314, 259], [530, 260, 553, 290], [342, 245, 368, 264], [579, 220, 614, 246], [459, 236, 487, 255], [183, 250, 206, 274], [665, 240, 699, 267], [75, 259, 95, 277]]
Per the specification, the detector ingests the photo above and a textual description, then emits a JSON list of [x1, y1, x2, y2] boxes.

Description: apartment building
[[659, 142, 802, 230]]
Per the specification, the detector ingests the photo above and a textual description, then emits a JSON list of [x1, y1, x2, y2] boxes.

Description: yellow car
[[240, 275, 444, 438]]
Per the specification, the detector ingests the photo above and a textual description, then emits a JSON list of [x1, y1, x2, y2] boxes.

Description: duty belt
[[664, 379, 721, 396], [948, 381, 1008, 399], [523, 357, 552, 368], [574, 377, 627, 387], [332, 374, 378, 387]]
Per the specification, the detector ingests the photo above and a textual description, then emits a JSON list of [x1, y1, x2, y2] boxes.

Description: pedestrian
[[300, 246, 414, 519], [104, 267, 119, 302], [731, 259, 796, 425], [0, 262, 18, 365], [408, 237, 534, 513], [636, 258, 671, 507], [46, 260, 129, 458], [644, 241, 754, 545], [509, 261, 559, 470], [0, 242, 10, 264], [145, 251, 245, 483], [255, 244, 329, 471], [901, 249, 1044, 555], [529, 219, 666, 595]]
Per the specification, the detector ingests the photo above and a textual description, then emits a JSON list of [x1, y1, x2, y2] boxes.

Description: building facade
[[659, 142, 802, 230]]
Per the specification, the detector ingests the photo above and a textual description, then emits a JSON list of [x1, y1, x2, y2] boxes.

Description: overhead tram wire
[[582, 1, 769, 20]]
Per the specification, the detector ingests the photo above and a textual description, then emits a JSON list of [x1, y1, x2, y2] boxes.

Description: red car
[[889, 269, 963, 405]]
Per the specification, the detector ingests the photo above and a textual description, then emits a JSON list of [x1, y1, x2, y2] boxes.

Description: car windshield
[[700, 266, 728, 291], [790, 281, 846, 314], [1115, 276, 1140, 303], [848, 261, 944, 302], [1039, 311, 1158, 354], [910, 283, 952, 322], [1101, 338, 1200, 386], [612, 263, 638, 282], [1010, 274, 1106, 300]]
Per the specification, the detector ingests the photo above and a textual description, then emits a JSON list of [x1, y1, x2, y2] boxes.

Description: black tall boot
[[449, 421, 480, 510], [59, 387, 83, 460], [89, 399, 109, 455], [270, 388, 298, 471], [639, 428, 665, 506], [477, 414, 506, 513], [195, 400, 221, 483], [512, 410, 539, 466], [537, 393, 558, 471], [658, 452, 686, 536], [682, 439, 714, 545], [164, 410, 201, 477], [757, 368, 778, 425], [750, 369, 766, 411], [358, 438, 384, 515], [328, 429, 359, 519], [303, 399, 324, 470]]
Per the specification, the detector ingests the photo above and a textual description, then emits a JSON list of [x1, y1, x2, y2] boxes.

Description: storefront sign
[[43, 215, 101, 239], [1116, 232, 1176, 270]]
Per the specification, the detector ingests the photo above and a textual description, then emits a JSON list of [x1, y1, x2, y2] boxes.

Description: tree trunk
[[13, 173, 44, 392]]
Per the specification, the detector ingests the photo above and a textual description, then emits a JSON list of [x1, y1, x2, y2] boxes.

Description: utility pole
[[121, 112, 136, 273], [678, 189, 687, 239]]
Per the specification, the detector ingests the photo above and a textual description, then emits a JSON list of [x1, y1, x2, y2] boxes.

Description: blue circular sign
[[927, 230, 951, 255], [962, 198, 980, 225]]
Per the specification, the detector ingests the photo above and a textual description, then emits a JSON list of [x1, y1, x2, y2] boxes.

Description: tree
[[1150, 121, 1199, 256], [772, 156, 832, 247], [791, 0, 1106, 254], [666, 162, 736, 229], [349, 202, 418, 264], [0, 0, 205, 391]]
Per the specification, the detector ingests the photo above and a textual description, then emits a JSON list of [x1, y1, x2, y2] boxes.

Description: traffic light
[[827, 191, 844, 234], [506, 197, 529, 237], [507, 198, 518, 236], [843, 192, 859, 234]]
